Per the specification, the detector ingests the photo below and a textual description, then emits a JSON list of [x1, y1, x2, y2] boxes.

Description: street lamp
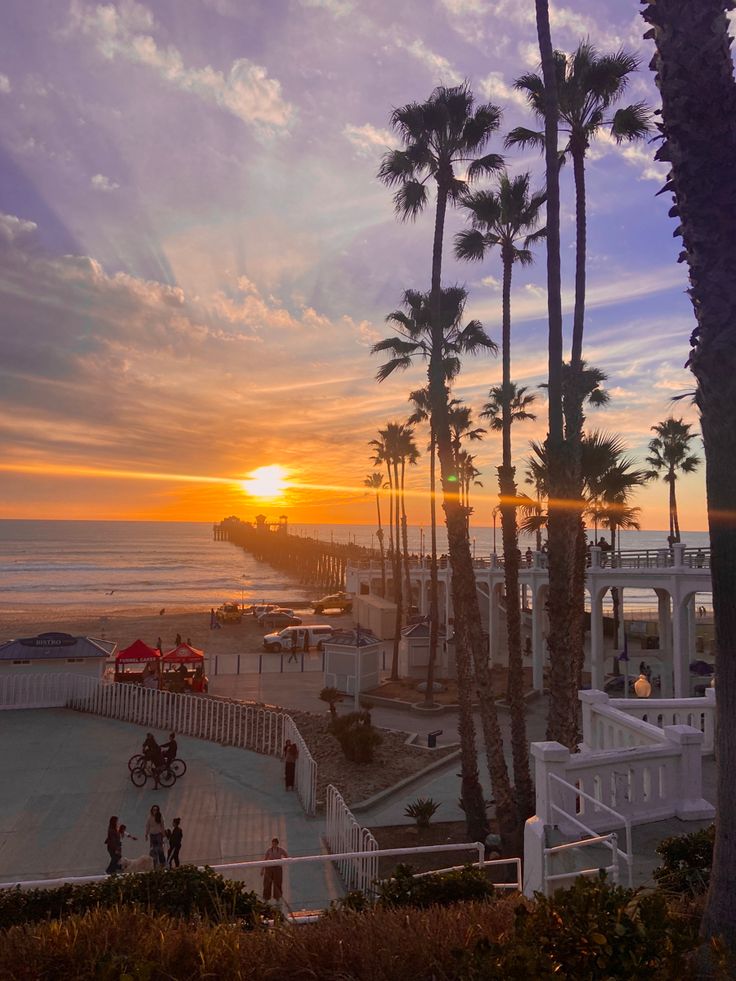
[[492, 505, 501, 554], [634, 673, 652, 698], [420, 526, 425, 562]]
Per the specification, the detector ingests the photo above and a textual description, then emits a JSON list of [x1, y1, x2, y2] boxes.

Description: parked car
[[258, 611, 302, 630], [262, 625, 335, 653], [252, 603, 278, 618], [312, 591, 353, 615], [215, 602, 242, 624], [256, 607, 294, 624]]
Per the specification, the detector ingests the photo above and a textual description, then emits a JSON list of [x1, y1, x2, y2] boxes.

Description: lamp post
[[492, 505, 500, 554], [420, 526, 424, 562]]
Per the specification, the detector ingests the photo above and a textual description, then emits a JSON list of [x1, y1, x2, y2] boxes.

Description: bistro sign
[[19, 633, 77, 648]]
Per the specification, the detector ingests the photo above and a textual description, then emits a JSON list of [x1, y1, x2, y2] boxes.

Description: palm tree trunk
[[375, 492, 387, 599], [643, 0, 736, 947], [570, 145, 587, 369], [424, 428, 440, 707], [671, 478, 681, 543], [387, 475, 395, 572], [390, 459, 403, 681], [610, 525, 621, 661], [499, 250, 533, 820], [536, 0, 578, 749], [401, 459, 412, 615]]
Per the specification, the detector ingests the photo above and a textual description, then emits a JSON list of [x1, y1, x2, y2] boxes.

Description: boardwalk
[[0, 708, 341, 909]]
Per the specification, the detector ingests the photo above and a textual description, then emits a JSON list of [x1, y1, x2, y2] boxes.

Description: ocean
[[0, 520, 712, 614]]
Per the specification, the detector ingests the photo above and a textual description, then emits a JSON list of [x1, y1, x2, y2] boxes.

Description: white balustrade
[[325, 784, 379, 895], [1, 673, 317, 815], [616, 689, 715, 754]]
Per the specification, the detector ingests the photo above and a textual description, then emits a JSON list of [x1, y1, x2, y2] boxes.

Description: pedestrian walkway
[[0, 708, 341, 910]]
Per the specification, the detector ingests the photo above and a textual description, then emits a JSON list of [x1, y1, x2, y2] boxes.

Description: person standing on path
[[283, 740, 299, 791], [167, 817, 183, 868], [261, 837, 288, 901], [288, 631, 299, 663], [145, 804, 166, 868], [105, 816, 122, 875]]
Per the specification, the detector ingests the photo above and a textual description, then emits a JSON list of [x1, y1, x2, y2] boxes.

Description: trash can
[[427, 729, 442, 748]]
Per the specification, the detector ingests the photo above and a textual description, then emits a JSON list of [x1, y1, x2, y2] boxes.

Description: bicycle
[[130, 758, 177, 788]]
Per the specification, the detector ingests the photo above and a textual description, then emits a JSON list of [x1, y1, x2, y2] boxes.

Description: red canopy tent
[[116, 639, 161, 663], [161, 643, 204, 664]]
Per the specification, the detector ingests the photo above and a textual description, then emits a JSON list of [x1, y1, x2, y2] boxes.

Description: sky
[[0, 0, 713, 529]]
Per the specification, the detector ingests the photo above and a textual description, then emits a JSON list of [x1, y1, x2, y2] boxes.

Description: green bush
[[329, 709, 382, 763], [654, 824, 715, 895], [319, 686, 344, 718], [375, 863, 494, 909], [454, 873, 698, 979], [0, 865, 271, 930], [404, 797, 441, 829]]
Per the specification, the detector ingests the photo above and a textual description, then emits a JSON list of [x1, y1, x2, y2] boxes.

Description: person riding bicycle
[[161, 732, 178, 767], [142, 732, 164, 770]]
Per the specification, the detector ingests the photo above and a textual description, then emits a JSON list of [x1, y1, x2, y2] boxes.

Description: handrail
[[545, 831, 619, 887], [548, 773, 633, 887]]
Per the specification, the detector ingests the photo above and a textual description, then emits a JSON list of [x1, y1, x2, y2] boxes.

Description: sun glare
[[241, 465, 289, 501]]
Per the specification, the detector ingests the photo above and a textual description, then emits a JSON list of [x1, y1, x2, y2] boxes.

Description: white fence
[[324, 784, 379, 895], [0, 673, 317, 815]]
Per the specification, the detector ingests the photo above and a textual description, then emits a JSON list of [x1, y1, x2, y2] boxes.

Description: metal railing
[[324, 785, 379, 895], [544, 832, 620, 894], [1, 673, 317, 815], [548, 772, 633, 888]]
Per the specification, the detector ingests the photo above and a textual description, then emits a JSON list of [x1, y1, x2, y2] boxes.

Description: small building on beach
[[0, 632, 113, 678]]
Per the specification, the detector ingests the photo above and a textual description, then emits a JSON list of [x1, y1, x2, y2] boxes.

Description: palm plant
[[455, 170, 546, 819], [456, 449, 483, 515], [646, 418, 701, 545], [482, 383, 538, 431], [363, 472, 387, 598], [369, 439, 394, 566], [369, 426, 404, 679], [396, 427, 420, 614], [376, 288, 496, 711], [644, 3, 736, 938]]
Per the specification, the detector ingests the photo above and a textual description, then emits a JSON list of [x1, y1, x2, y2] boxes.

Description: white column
[[657, 590, 673, 697], [590, 589, 605, 690], [664, 724, 715, 820], [617, 586, 626, 649], [532, 585, 545, 691], [531, 740, 571, 824], [672, 598, 691, 698]]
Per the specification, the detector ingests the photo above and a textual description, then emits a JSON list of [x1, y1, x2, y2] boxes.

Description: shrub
[[0, 866, 271, 930], [404, 797, 441, 829], [329, 710, 382, 763], [654, 824, 715, 895], [319, 686, 344, 718], [375, 863, 494, 909], [454, 873, 699, 979]]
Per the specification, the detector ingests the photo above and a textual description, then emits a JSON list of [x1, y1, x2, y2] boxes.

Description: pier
[[214, 515, 374, 592]]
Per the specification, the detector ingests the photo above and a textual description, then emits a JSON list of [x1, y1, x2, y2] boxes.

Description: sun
[[241, 465, 289, 501]]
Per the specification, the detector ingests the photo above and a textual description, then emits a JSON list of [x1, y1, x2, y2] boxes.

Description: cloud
[[0, 73, 11, 93], [91, 173, 120, 192], [398, 38, 462, 85], [300, 0, 354, 15], [590, 130, 667, 183], [69, 0, 293, 133], [440, 0, 489, 12], [344, 122, 393, 156], [478, 71, 528, 110]]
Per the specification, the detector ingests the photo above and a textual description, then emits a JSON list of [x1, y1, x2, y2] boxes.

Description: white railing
[[544, 832, 621, 894], [324, 784, 379, 895], [616, 691, 716, 755], [1, 674, 317, 815], [548, 773, 632, 888]]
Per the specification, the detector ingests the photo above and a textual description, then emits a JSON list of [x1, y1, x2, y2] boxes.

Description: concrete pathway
[[0, 708, 341, 910]]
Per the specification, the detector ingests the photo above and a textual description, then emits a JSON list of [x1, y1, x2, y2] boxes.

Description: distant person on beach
[[283, 740, 299, 790], [156, 637, 163, 653], [167, 817, 183, 868], [525, 547, 533, 566], [261, 837, 288, 901], [145, 805, 166, 869], [175, 633, 182, 647], [105, 816, 122, 874]]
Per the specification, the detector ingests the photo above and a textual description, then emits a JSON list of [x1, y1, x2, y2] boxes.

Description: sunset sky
[[0, 0, 709, 529]]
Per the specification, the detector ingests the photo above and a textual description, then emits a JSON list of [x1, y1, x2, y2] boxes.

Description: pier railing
[[0, 674, 317, 815]]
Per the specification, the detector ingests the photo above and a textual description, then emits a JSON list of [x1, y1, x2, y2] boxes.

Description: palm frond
[[505, 126, 545, 152], [394, 180, 428, 220], [610, 102, 652, 143]]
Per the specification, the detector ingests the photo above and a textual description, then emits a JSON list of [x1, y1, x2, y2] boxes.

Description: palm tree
[[456, 449, 483, 515], [646, 418, 701, 544], [376, 288, 496, 711], [363, 472, 387, 598], [455, 170, 546, 819], [482, 383, 538, 431], [396, 426, 420, 615], [369, 426, 404, 679], [531, 0, 576, 750], [644, 0, 736, 946], [369, 439, 394, 568]]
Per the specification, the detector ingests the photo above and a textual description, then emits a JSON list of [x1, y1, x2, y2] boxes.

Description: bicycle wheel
[[130, 767, 148, 788], [128, 754, 144, 772], [157, 767, 176, 788], [170, 758, 187, 777]]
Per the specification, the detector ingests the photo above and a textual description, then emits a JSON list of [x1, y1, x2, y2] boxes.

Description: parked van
[[262, 625, 334, 653]]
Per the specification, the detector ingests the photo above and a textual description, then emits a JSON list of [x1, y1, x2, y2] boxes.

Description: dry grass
[[369, 665, 536, 705], [0, 900, 522, 980]]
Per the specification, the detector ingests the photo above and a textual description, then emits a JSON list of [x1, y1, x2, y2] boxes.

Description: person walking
[[145, 804, 166, 868], [117, 823, 137, 867], [288, 631, 298, 663], [283, 740, 299, 791], [167, 817, 183, 868], [105, 816, 122, 874], [261, 837, 288, 902]]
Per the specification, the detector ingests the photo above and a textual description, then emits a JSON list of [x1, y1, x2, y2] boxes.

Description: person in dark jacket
[[105, 816, 121, 874], [167, 817, 183, 868]]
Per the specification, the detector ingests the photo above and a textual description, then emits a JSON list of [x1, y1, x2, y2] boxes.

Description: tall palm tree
[[396, 427, 420, 615], [482, 383, 538, 431], [376, 288, 496, 711], [363, 472, 387, 598], [455, 171, 546, 819], [531, 0, 576, 750], [644, 0, 736, 946], [456, 449, 483, 516], [369, 426, 404, 679], [369, 439, 394, 567], [646, 418, 701, 544]]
